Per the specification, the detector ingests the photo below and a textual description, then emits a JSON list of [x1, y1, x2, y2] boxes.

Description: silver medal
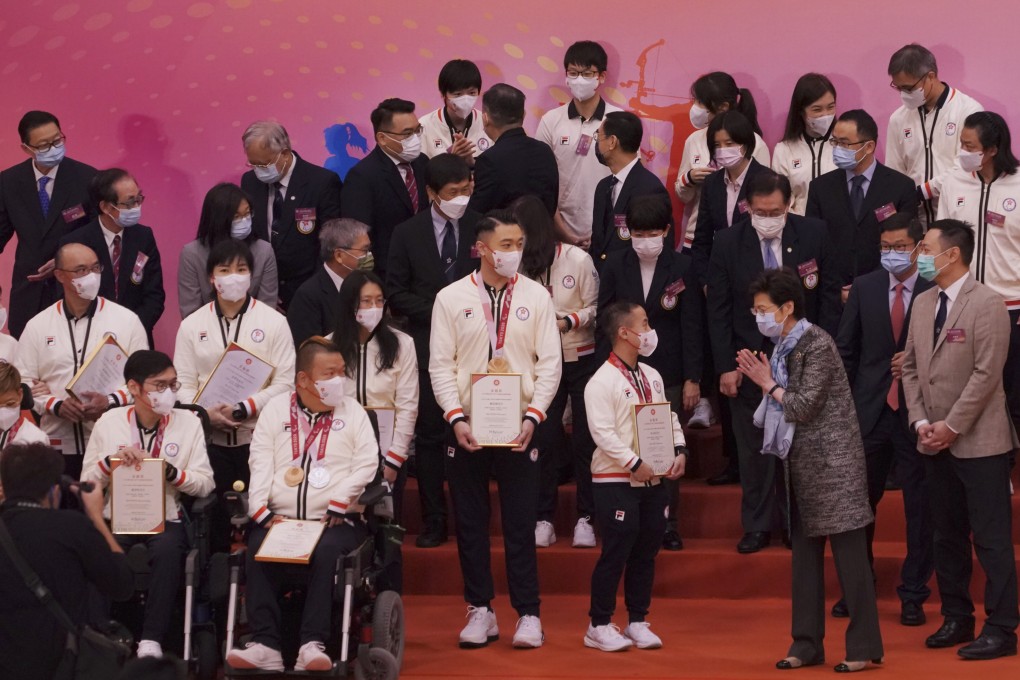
[[307, 466, 331, 489]]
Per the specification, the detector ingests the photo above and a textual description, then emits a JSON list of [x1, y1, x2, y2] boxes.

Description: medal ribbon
[[608, 352, 652, 403], [476, 273, 515, 358], [131, 408, 167, 458], [289, 393, 332, 467]]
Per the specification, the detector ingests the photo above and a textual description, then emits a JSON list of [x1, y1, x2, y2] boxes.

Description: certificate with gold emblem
[[195, 342, 274, 409], [66, 334, 130, 401], [110, 458, 166, 534], [255, 519, 327, 564], [469, 373, 523, 447], [632, 403, 676, 476]]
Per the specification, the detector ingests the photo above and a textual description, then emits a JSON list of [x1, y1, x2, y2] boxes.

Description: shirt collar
[[63, 297, 98, 321], [614, 157, 640, 185], [323, 262, 345, 291], [32, 160, 59, 182], [940, 272, 969, 302], [567, 97, 607, 121], [278, 152, 297, 189], [724, 162, 751, 189], [431, 204, 456, 235], [99, 218, 121, 248], [214, 295, 252, 319], [845, 158, 878, 185], [890, 268, 919, 293]]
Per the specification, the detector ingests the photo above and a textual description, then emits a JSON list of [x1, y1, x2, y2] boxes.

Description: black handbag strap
[[0, 515, 80, 635]]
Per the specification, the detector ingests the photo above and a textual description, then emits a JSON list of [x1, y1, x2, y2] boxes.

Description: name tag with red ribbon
[[874, 203, 897, 222]]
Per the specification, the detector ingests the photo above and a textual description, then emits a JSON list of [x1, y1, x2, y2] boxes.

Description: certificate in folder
[[66, 334, 130, 401], [195, 342, 275, 409], [255, 519, 327, 564], [110, 458, 166, 535], [632, 402, 677, 476]]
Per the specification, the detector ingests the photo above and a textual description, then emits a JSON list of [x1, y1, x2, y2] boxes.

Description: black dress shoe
[[776, 656, 823, 669], [925, 619, 976, 648], [662, 529, 684, 551], [830, 598, 848, 618], [833, 659, 882, 673], [781, 530, 792, 549], [707, 469, 740, 486], [415, 527, 448, 548], [957, 633, 1017, 660], [900, 601, 926, 627], [736, 531, 770, 553]]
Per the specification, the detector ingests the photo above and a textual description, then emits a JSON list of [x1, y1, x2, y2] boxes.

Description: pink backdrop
[[2, 0, 1017, 351]]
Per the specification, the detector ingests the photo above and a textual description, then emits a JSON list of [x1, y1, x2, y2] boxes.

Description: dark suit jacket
[[0, 157, 97, 337], [707, 214, 841, 395], [467, 127, 558, 217], [836, 269, 934, 438], [386, 207, 481, 366], [58, 218, 165, 345], [341, 146, 428, 283], [590, 160, 672, 269], [286, 264, 341, 347], [596, 248, 702, 387], [691, 159, 770, 284], [241, 151, 343, 307], [805, 162, 917, 286]]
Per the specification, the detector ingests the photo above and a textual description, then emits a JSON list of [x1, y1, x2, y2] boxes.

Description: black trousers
[[860, 405, 933, 605], [1005, 310, 1020, 433], [730, 389, 783, 533], [445, 438, 541, 617], [208, 443, 250, 555], [246, 521, 365, 649], [413, 368, 448, 532], [925, 450, 1019, 640], [589, 483, 667, 626], [111, 521, 188, 644], [662, 386, 684, 532], [537, 354, 597, 521], [789, 489, 883, 663]]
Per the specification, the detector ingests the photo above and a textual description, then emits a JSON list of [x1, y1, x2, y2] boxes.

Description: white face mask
[[231, 215, 253, 239], [146, 389, 176, 417], [565, 75, 599, 102], [214, 273, 251, 302], [112, 206, 142, 228], [71, 272, 101, 300], [487, 248, 521, 278], [689, 103, 712, 130], [315, 376, 346, 408], [958, 149, 984, 173], [438, 195, 469, 220], [627, 328, 658, 357], [900, 85, 927, 109], [0, 305, 7, 331], [631, 235, 664, 262], [387, 133, 422, 162], [0, 405, 20, 432], [806, 113, 835, 138], [714, 146, 745, 168], [447, 94, 477, 118], [751, 213, 787, 240], [356, 306, 384, 333]]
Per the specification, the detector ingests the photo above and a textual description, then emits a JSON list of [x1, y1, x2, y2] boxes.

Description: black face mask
[[594, 141, 608, 167]]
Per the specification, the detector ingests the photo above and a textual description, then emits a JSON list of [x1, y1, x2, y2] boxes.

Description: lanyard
[[289, 393, 332, 466], [476, 273, 515, 359], [608, 352, 652, 403], [215, 298, 247, 349], [0, 417, 24, 448], [446, 108, 473, 142], [66, 313, 94, 374], [132, 409, 167, 458]]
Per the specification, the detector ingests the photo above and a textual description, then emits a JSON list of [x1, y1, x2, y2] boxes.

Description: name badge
[[575, 133, 592, 156], [986, 210, 1006, 228], [946, 328, 966, 343], [874, 203, 897, 222], [737, 199, 749, 214], [665, 278, 686, 296], [130, 252, 149, 285], [797, 259, 819, 277], [62, 204, 86, 223], [294, 208, 316, 234], [614, 214, 630, 240]]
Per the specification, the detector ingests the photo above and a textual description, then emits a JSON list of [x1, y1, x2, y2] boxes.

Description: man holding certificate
[[81, 350, 215, 660], [15, 243, 149, 478], [582, 301, 687, 652], [227, 338, 379, 673], [429, 210, 562, 650]]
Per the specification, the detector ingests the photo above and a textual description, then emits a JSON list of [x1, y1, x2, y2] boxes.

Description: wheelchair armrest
[[223, 490, 249, 521], [357, 482, 389, 507], [174, 403, 213, 443], [190, 494, 217, 515]]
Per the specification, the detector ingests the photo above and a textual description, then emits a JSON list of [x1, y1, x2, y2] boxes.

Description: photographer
[[0, 442, 132, 680]]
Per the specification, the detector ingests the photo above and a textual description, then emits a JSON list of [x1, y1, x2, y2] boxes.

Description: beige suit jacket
[[901, 274, 1017, 458]]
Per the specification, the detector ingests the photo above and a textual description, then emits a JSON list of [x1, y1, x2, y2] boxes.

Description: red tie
[[399, 163, 419, 212], [887, 283, 905, 410], [111, 234, 122, 300]]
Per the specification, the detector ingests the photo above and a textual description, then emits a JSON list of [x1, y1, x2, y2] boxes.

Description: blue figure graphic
[[323, 122, 369, 181]]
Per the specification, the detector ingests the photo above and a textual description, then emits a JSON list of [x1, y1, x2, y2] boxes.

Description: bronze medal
[[487, 356, 510, 373], [284, 466, 304, 487]]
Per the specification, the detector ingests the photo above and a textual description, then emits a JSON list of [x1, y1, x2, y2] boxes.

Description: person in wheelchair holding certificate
[[80, 350, 215, 660], [581, 301, 687, 652], [226, 337, 380, 673]]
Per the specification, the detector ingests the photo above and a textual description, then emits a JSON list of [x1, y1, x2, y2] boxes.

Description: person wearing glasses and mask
[[240, 120, 343, 308], [421, 59, 493, 165], [81, 350, 215, 660], [772, 74, 838, 216], [288, 218, 372, 347], [886, 44, 983, 225], [807, 110, 917, 302], [0, 111, 98, 338], [342, 99, 429, 282], [59, 168, 164, 348]]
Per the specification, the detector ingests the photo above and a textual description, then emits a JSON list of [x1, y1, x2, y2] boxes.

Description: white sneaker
[[584, 623, 633, 652], [136, 640, 162, 658], [226, 642, 285, 671], [572, 517, 596, 548], [535, 520, 557, 547], [513, 615, 544, 648], [459, 606, 499, 648], [624, 621, 663, 649], [687, 398, 715, 429], [295, 641, 332, 671]]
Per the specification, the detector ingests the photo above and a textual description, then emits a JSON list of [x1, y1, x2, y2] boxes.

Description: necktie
[[111, 234, 122, 299], [38, 176, 51, 216], [608, 175, 620, 207], [933, 291, 948, 348], [399, 163, 419, 212], [271, 182, 284, 242], [887, 283, 905, 410], [763, 239, 779, 270], [850, 174, 866, 220], [441, 220, 457, 282]]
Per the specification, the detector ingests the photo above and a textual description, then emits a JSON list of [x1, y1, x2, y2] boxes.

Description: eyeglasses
[[889, 73, 929, 93], [245, 150, 283, 170], [380, 125, 424, 139], [749, 304, 779, 316], [828, 138, 871, 150], [879, 243, 917, 254], [566, 70, 600, 79], [25, 135, 66, 152], [115, 194, 145, 209], [146, 380, 181, 394], [360, 298, 386, 308], [750, 210, 786, 219], [60, 264, 103, 276]]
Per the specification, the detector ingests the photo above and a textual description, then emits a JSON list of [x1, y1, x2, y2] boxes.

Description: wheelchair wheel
[[371, 590, 404, 669], [353, 647, 399, 680], [193, 628, 218, 680]]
